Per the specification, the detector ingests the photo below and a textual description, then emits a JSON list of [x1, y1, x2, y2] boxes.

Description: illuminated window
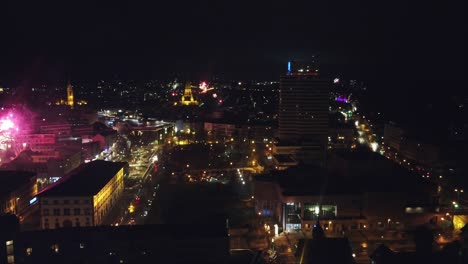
[[26, 247, 33, 256], [303, 204, 337, 220], [6, 240, 13, 249], [6, 240, 14, 263]]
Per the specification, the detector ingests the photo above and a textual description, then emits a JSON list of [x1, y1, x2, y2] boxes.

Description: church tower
[[180, 81, 198, 106], [66, 81, 74, 109]]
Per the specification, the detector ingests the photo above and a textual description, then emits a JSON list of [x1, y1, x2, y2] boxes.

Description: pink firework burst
[[0, 119, 15, 131]]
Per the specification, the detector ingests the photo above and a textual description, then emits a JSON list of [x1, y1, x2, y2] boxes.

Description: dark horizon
[[0, 1, 465, 88]]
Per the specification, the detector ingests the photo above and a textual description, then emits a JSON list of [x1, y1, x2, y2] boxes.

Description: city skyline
[[1, 2, 467, 263]]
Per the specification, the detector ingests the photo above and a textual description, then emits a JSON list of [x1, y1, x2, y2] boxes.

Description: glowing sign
[[335, 97, 348, 103], [333, 78, 340, 84], [287, 61, 292, 72], [29, 197, 37, 205]]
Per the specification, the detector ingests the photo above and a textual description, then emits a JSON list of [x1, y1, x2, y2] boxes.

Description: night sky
[[0, 1, 465, 90]]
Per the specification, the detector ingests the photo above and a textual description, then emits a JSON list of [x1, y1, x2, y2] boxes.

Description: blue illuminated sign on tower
[[287, 61, 292, 73]]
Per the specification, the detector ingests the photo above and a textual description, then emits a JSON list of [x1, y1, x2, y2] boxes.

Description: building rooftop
[[21, 223, 227, 239], [295, 237, 354, 264], [146, 183, 233, 225], [275, 138, 324, 146], [256, 150, 435, 196], [14, 223, 229, 263], [0, 171, 36, 197], [273, 154, 297, 163], [39, 160, 126, 197]]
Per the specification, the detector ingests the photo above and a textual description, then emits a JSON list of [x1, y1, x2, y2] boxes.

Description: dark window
[[53, 209, 60, 216], [63, 200, 69, 205], [43, 209, 49, 216], [84, 208, 91, 215], [63, 220, 72, 228], [63, 208, 70, 216], [83, 200, 90, 204], [43, 200, 49, 205], [74, 200, 80, 205], [73, 208, 81, 215], [44, 223, 49, 229], [55, 222, 60, 228], [53, 200, 59, 205]]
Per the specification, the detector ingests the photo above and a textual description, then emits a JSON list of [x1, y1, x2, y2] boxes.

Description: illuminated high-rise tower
[[66, 82, 74, 109], [180, 82, 198, 106], [275, 60, 330, 166]]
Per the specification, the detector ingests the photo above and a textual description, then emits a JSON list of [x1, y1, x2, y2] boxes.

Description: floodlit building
[[66, 82, 74, 109], [38, 160, 127, 229], [15, 134, 56, 148], [39, 123, 72, 137], [180, 82, 198, 106]]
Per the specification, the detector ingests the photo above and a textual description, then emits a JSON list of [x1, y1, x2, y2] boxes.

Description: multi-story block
[[39, 161, 127, 229]]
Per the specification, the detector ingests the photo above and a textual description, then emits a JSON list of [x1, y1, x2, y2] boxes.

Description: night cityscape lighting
[[0, 2, 466, 264]]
